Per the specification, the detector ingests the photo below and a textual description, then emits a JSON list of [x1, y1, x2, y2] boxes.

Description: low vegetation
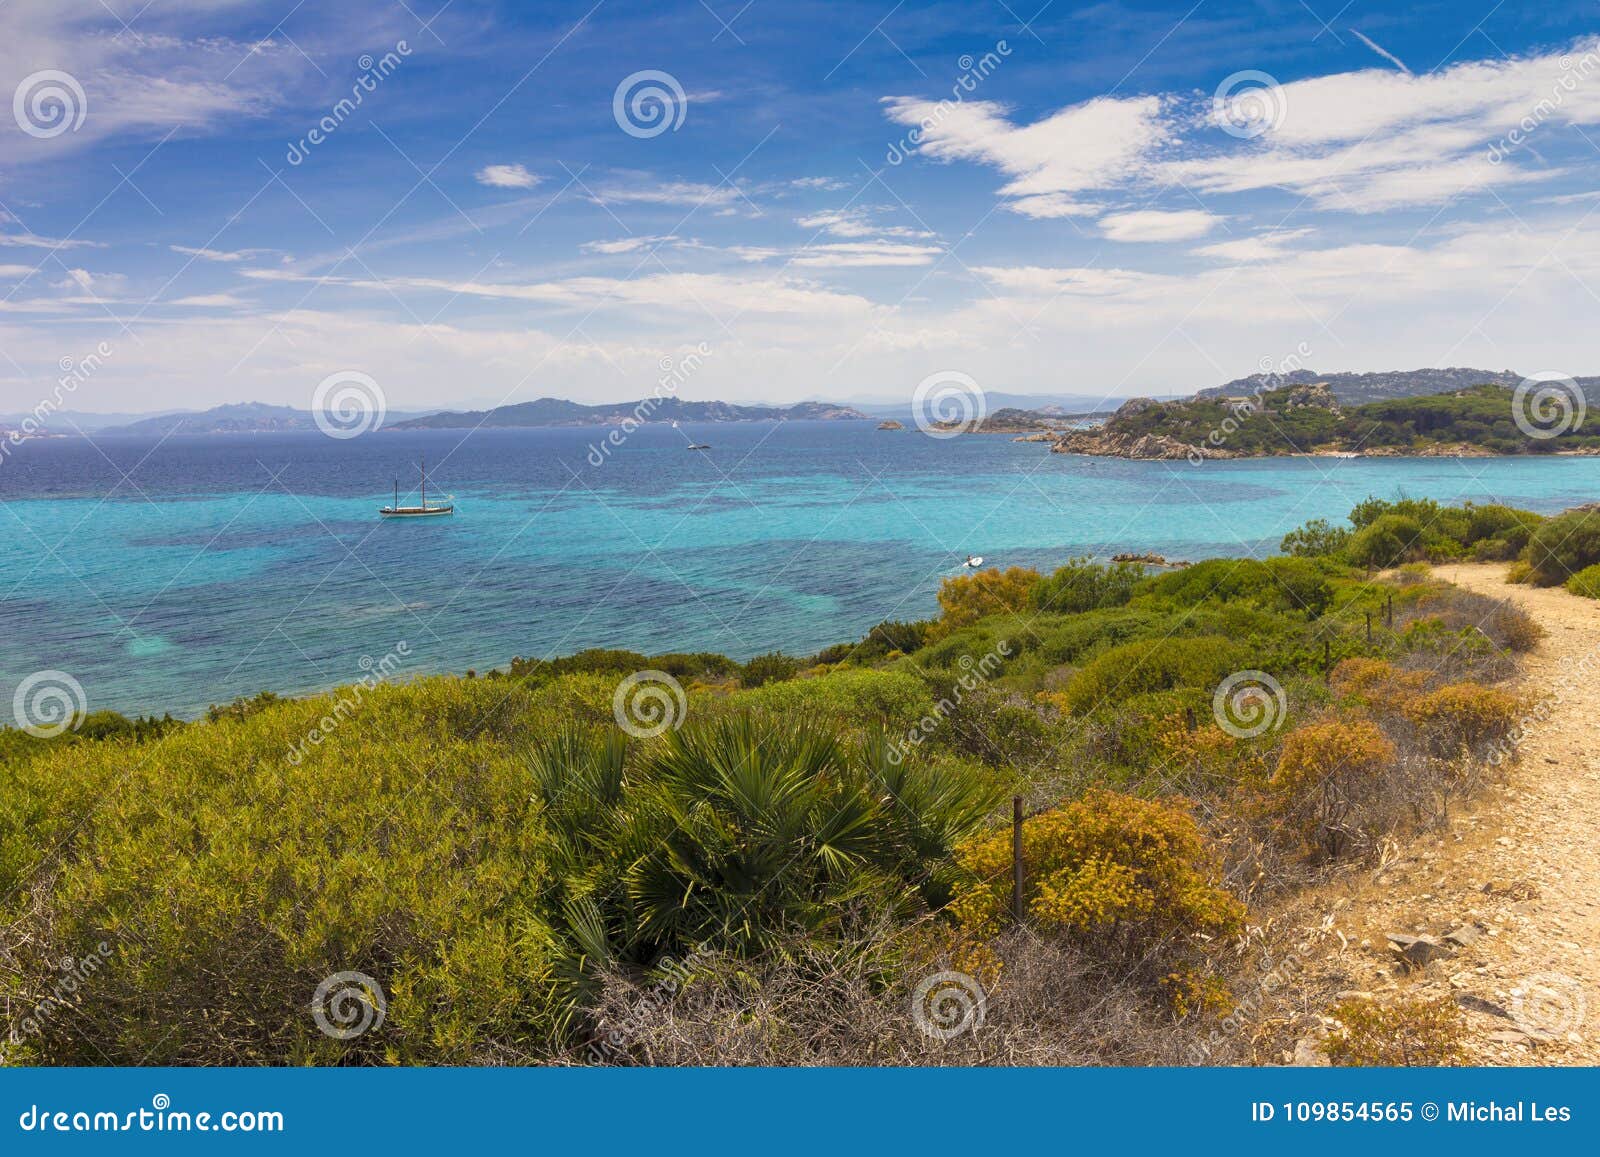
[[0, 496, 1548, 1066]]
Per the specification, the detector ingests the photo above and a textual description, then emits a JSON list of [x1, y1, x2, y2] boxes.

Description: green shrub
[[1031, 557, 1145, 614], [1524, 510, 1600, 585], [1061, 636, 1246, 715], [730, 667, 931, 732], [1280, 518, 1350, 557], [740, 651, 801, 687], [1566, 563, 1600, 599], [1346, 514, 1424, 569]]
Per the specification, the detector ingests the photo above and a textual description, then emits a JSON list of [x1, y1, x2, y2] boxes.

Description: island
[[1047, 383, 1600, 459]]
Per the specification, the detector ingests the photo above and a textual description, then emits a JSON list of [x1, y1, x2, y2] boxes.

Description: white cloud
[[581, 235, 678, 255], [170, 245, 273, 263], [883, 39, 1600, 219], [595, 180, 744, 209], [0, 264, 39, 278], [795, 208, 932, 239], [475, 164, 541, 189], [168, 293, 249, 307], [242, 267, 876, 317], [51, 268, 126, 293], [736, 241, 943, 268], [881, 94, 1168, 214], [1099, 210, 1220, 242], [1193, 228, 1314, 262]]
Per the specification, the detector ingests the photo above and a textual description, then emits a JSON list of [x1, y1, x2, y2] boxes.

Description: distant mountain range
[[1196, 367, 1598, 406], [11, 370, 1597, 438], [95, 402, 436, 437], [389, 398, 867, 429]]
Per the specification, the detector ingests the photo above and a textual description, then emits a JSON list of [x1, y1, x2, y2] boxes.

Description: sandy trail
[[1306, 562, 1600, 1064]]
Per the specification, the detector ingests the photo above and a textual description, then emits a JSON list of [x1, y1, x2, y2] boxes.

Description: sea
[[3, 420, 1597, 719]]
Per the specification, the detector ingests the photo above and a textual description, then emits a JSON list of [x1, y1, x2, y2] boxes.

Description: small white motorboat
[[963, 555, 984, 568]]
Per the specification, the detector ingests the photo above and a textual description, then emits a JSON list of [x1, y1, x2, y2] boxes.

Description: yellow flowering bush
[[1323, 997, 1465, 1066], [929, 566, 1041, 639], [950, 789, 1244, 948], [1328, 657, 1427, 706], [1401, 681, 1521, 756], [1267, 719, 1396, 859]]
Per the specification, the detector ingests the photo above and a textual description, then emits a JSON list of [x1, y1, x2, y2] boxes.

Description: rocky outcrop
[[1050, 429, 1236, 460], [876, 419, 904, 430]]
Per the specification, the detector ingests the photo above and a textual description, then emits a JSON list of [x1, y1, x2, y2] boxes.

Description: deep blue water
[[3, 420, 1597, 718]]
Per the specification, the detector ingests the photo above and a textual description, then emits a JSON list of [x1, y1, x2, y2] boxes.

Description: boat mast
[[420, 453, 426, 511], [393, 480, 398, 510]]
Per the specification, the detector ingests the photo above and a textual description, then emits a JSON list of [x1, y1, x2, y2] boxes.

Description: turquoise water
[[3, 422, 1596, 718]]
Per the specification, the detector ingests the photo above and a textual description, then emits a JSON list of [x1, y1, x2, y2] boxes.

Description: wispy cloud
[[475, 163, 541, 189]]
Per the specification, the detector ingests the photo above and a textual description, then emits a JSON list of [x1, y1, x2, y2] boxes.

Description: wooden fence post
[[1012, 796, 1024, 929]]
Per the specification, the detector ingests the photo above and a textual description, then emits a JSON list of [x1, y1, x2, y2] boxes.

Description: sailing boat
[[380, 454, 454, 518]]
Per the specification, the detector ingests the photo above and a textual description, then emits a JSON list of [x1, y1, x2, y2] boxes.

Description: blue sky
[[2, 0, 1600, 412]]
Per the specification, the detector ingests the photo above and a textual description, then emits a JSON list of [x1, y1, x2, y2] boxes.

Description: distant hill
[[1194, 367, 1600, 405], [100, 402, 437, 436], [105, 403, 320, 436], [1051, 383, 1600, 460], [391, 398, 868, 429]]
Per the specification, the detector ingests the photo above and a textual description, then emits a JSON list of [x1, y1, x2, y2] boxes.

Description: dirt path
[[1289, 563, 1600, 1064]]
